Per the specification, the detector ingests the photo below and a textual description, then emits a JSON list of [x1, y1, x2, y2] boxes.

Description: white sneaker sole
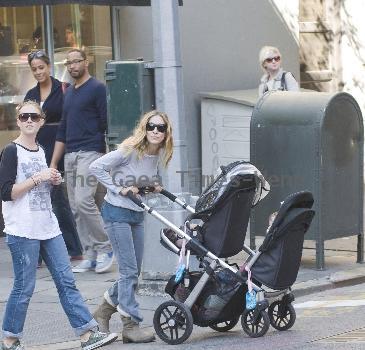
[[95, 257, 114, 274], [82, 333, 118, 350], [72, 267, 95, 273]]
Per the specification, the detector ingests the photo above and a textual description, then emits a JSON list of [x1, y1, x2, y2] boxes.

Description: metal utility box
[[105, 60, 155, 148], [250, 91, 364, 269], [201, 89, 259, 184]]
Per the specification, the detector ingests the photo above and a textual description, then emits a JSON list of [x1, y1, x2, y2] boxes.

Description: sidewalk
[[0, 235, 364, 349]]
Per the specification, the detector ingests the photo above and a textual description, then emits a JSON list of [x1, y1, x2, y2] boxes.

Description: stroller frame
[[128, 188, 302, 344]]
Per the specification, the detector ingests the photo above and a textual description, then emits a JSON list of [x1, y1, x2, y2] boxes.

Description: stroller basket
[[166, 269, 247, 327]]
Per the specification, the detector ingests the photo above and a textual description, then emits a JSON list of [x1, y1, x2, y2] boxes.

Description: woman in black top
[[24, 50, 82, 260]]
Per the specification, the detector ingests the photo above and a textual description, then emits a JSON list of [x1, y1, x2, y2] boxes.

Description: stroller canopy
[[195, 161, 270, 215]]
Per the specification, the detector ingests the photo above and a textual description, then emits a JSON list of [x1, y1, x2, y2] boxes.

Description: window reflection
[[0, 4, 112, 145], [53, 4, 112, 82], [0, 6, 44, 145]]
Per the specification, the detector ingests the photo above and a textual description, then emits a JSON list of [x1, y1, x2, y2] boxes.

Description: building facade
[[0, 0, 364, 195], [0, 3, 112, 150]]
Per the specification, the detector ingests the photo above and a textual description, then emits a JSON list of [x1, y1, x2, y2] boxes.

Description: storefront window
[[0, 5, 112, 147], [0, 6, 44, 146], [53, 4, 112, 83]]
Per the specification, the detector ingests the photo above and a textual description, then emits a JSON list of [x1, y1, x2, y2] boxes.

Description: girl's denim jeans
[[101, 201, 144, 323], [2, 234, 97, 339]]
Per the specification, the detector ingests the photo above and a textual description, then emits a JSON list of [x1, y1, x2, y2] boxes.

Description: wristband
[[31, 176, 38, 187], [31, 175, 41, 186]]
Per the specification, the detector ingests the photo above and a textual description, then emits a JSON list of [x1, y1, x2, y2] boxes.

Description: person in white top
[[258, 45, 299, 97], [0, 101, 117, 350]]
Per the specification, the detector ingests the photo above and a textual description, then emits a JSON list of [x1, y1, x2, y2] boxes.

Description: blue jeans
[[101, 202, 144, 323], [51, 184, 82, 257], [2, 234, 97, 339]]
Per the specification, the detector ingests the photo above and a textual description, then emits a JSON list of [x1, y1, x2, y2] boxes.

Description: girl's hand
[[33, 168, 62, 185], [153, 184, 163, 193], [120, 186, 139, 196], [37, 168, 58, 181], [50, 171, 62, 186]]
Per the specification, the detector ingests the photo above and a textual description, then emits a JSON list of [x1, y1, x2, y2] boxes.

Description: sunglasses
[[18, 113, 43, 123], [265, 56, 281, 63], [28, 50, 48, 64], [146, 122, 167, 133], [64, 59, 85, 67]]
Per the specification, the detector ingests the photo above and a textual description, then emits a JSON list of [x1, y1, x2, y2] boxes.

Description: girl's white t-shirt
[[2, 143, 61, 240]]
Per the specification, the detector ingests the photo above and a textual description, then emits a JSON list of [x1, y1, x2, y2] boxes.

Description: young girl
[[0, 101, 117, 350], [89, 110, 173, 343]]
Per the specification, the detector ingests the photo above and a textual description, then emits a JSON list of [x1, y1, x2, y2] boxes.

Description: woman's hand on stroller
[[120, 186, 139, 196], [137, 183, 163, 194], [153, 182, 163, 193]]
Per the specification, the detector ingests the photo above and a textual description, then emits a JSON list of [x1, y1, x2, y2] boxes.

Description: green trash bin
[[105, 60, 155, 149], [250, 91, 364, 270]]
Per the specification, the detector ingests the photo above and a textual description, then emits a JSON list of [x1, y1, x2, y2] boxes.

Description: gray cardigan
[[89, 149, 161, 211]]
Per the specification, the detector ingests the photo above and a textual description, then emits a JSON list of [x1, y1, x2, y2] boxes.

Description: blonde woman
[[258, 45, 299, 97], [89, 110, 173, 343]]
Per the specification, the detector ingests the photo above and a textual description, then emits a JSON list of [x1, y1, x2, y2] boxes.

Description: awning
[[0, 0, 182, 6]]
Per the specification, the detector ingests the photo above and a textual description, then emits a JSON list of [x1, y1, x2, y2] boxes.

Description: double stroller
[[128, 161, 315, 344]]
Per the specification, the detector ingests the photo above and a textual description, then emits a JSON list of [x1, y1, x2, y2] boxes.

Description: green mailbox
[[250, 91, 364, 270], [105, 60, 155, 148]]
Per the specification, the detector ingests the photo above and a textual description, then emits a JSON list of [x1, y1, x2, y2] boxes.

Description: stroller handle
[[160, 189, 195, 213], [127, 191, 144, 209], [160, 189, 177, 202]]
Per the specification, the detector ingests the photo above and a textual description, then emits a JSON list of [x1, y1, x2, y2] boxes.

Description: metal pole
[[43, 5, 54, 76], [110, 6, 121, 60], [151, 0, 188, 193], [140, 1, 195, 289]]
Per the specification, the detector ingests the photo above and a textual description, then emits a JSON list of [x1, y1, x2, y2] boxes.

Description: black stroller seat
[[198, 174, 257, 258], [251, 191, 315, 290], [160, 175, 256, 257], [161, 161, 270, 258]]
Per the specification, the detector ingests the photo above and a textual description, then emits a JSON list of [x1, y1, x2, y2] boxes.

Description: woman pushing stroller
[[90, 110, 173, 343]]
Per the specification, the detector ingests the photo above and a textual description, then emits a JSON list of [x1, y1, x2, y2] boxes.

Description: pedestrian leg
[[2, 236, 39, 339]]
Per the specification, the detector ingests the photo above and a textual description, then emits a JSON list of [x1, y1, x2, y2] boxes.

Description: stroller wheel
[[153, 300, 193, 345], [241, 309, 270, 338], [268, 301, 296, 331], [209, 316, 240, 332]]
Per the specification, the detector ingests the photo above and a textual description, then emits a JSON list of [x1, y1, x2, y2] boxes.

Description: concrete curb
[[293, 265, 365, 298], [138, 266, 365, 299], [138, 280, 169, 297]]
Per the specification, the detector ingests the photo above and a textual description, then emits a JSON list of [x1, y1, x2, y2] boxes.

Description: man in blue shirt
[[51, 48, 113, 274]]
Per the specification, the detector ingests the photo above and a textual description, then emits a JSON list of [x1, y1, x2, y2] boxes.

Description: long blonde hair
[[118, 110, 173, 167]]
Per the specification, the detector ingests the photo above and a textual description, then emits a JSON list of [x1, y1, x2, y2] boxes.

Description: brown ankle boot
[[93, 298, 117, 333], [121, 316, 155, 343]]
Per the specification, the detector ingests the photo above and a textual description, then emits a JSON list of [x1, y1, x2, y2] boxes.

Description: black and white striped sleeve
[[0, 143, 17, 201]]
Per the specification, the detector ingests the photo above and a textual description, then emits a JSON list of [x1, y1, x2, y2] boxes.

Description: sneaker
[[72, 259, 96, 273], [95, 252, 114, 274], [81, 330, 118, 350], [1, 340, 25, 350]]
